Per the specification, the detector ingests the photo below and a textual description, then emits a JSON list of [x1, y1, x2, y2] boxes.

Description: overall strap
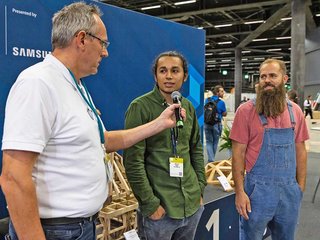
[[287, 99, 296, 127], [252, 98, 268, 126], [252, 98, 296, 127]]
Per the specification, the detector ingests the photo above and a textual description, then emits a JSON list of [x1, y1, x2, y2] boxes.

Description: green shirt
[[123, 86, 206, 218]]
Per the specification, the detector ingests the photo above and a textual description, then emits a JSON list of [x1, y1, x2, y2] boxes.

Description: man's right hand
[[235, 190, 251, 220], [149, 205, 166, 220]]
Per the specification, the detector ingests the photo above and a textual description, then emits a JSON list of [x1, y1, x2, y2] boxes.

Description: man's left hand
[[149, 205, 166, 220]]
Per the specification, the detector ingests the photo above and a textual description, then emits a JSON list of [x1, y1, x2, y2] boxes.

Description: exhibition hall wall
[[0, 0, 205, 218], [306, 26, 320, 97]]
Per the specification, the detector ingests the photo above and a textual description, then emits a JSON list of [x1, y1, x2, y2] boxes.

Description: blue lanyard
[[68, 69, 105, 144], [164, 101, 179, 157], [170, 128, 179, 157]]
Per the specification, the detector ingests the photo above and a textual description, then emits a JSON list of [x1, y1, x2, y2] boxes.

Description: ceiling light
[[205, 43, 210, 46], [276, 36, 291, 40], [214, 24, 232, 28], [316, 14, 320, 17], [242, 58, 248, 61], [206, 60, 216, 63], [207, 65, 215, 67], [266, 48, 282, 52], [244, 20, 264, 25], [221, 59, 231, 62], [281, 17, 292, 21], [205, 53, 213, 56], [273, 56, 283, 59], [174, 0, 196, 5], [217, 41, 232, 45], [252, 38, 268, 42], [220, 64, 230, 67], [219, 52, 232, 55], [242, 51, 251, 53], [197, 26, 204, 29], [254, 58, 264, 60], [141, 5, 161, 10]]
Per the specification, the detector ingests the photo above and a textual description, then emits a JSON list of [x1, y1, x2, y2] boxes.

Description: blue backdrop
[[0, 0, 205, 220]]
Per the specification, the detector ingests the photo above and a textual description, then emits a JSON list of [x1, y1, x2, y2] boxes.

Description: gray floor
[[203, 117, 320, 240]]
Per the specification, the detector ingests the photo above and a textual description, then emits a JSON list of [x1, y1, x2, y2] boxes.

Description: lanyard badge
[[169, 157, 183, 177], [169, 127, 184, 177], [69, 70, 112, 182]]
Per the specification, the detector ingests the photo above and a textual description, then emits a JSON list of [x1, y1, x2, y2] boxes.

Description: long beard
[[255, 82, 287, 117]]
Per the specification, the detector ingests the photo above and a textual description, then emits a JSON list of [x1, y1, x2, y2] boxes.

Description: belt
[[40, 212, 99, 225]]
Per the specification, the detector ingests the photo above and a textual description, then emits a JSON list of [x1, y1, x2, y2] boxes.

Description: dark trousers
[[305, 109, 313, 119]]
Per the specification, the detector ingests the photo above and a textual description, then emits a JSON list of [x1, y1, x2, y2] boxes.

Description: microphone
[[171, 91, 184, 128]]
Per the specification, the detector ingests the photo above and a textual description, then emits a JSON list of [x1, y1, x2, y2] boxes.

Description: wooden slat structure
[[97, 152, 138, 240], [205, 159, 234, 191]]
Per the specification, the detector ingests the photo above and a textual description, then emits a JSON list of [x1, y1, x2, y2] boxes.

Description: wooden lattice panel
[[205, 159, 234, 191], [97, 153, 138, 240], [98, 196, 138, 240], [110, 152, 132, 199]]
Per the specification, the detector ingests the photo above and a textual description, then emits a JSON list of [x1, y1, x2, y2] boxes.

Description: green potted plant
[[219, 125, 232, 158]]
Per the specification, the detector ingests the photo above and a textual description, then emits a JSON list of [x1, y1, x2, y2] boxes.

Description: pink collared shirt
[[230, 100, 309, 172]]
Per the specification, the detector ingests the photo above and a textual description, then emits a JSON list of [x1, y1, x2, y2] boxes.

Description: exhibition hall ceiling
[[100, 0, 320, 75]]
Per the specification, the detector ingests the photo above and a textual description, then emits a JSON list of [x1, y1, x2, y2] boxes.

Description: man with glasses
[[86, 32, 110, 49], [1, 2, 183, 240]]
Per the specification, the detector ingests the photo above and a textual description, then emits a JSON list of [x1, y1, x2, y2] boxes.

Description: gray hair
[[51, 2, 102, 50]]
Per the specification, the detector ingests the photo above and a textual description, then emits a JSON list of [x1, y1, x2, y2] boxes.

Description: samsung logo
[[12, 47, 51, 58]]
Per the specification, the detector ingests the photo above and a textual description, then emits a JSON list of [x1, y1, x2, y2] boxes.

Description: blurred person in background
[[204, 85, 227, 162]]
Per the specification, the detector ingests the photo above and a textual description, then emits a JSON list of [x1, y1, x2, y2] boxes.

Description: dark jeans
[[137, 205, 204, 240], [0, 217, 9, 237], [204, 123, 222, 162], [7, 218, 96, 240]]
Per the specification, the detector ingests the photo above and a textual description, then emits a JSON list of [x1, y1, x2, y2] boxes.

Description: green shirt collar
[[152, 85, 184, 105]]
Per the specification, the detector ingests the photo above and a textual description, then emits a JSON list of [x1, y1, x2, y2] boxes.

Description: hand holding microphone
[[171, 91, 184, 128]]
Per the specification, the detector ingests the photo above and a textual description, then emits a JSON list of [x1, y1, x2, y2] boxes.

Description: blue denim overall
[[241, 101, 303, 240]]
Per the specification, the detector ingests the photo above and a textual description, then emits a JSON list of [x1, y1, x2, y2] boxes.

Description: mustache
[[263, 83, 275, 88], [255, 82, 286, 117]]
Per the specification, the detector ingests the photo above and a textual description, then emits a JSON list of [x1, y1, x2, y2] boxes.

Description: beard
[[255, 82, 287, 118]]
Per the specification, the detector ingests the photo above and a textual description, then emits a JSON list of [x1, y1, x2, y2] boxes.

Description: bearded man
[[230, 59, 309, 240]]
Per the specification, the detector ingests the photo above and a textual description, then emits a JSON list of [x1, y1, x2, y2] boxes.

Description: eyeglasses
[[86, 32, 110, 49]]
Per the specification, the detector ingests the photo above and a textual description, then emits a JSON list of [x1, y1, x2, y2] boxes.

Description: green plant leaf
[[219, 125, 232, 152]]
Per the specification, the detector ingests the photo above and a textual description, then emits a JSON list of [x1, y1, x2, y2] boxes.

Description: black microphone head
[[171, 91, 181, 101]]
